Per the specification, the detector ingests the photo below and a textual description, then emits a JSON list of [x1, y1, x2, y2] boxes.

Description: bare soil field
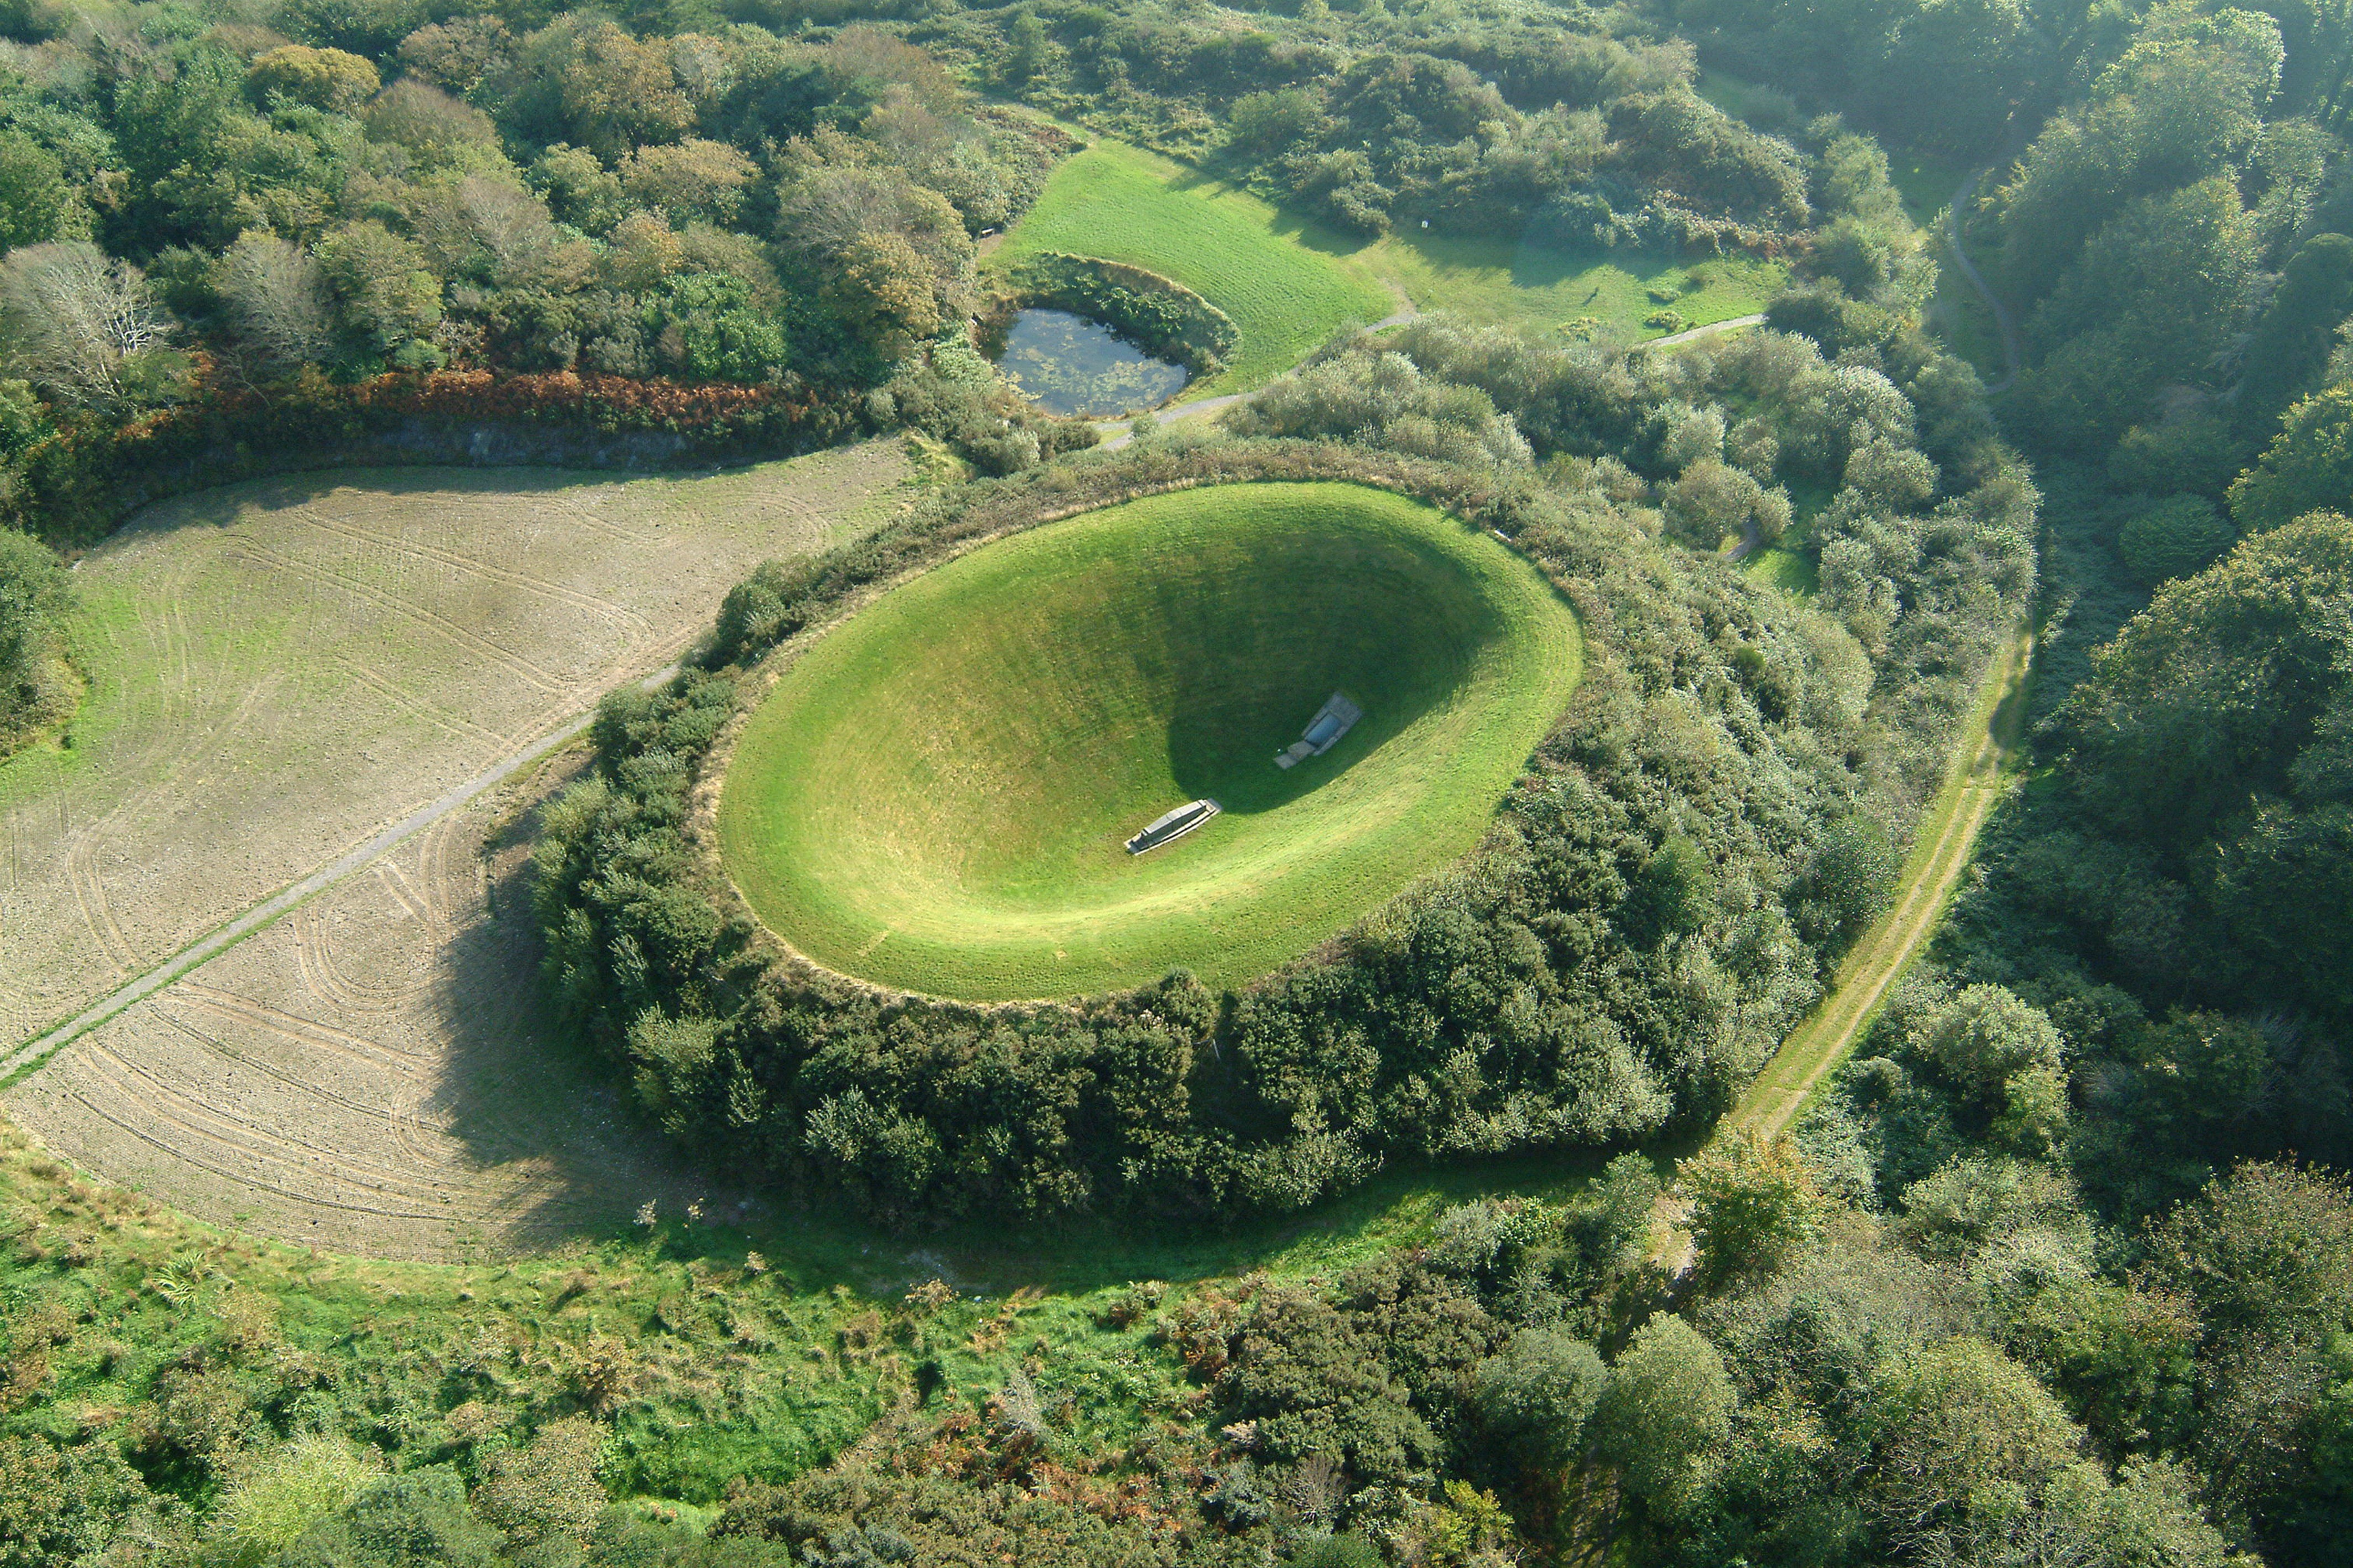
[[0, 443, 914, 1258]]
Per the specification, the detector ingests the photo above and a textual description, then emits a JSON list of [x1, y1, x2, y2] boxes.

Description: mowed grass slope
[[1358, 230, 1785, 340], [721, 483, 1581, 999], [987, 140, 1396, 394], [992, 135, 1787, 394]]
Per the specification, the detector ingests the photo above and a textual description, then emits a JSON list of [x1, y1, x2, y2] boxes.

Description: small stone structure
[[1275, 693, 1363, 769], [1126, 798, 1220, 854]]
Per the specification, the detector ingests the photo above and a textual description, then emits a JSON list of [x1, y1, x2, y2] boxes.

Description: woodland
[[3, 0, 2352, 1566]]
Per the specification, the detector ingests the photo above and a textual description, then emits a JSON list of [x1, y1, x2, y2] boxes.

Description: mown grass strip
[[989, 140, 1395, 395], [1725, 623, 2035, 1140]]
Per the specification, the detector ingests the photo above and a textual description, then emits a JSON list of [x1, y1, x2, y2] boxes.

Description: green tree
[[0, 527, 71, 755], [2231, 385, 2353, 533], [246, 45, 381, 114], [316, 220, 443, 363], [1999, 6, 2282, 301], [1591, 1316, 1736, 1515], [1681, 1131, 1829, 1290], [1217, 1288, 1435, 1486], [2142, 1162, 2353, 1555], [1620, 832, 1716, 946], [2061, 513, 2353, 844], [0, 1435, 161, 1568], [2240, 232, 2353, 430], [2013, 1278, 2200, 1452], [2020, 178, 2259, 453], [473, 1417, 608, 1554], [2119, 494, 2235, 584], [1910, 984, 2066, 1104], [1865, 1335, 2082, 1552], [654, 274, 786, 383], [1470, 1328, 1607, 1472], [280, 1468, 503, 1568], [820, 232, 941, 361], [0, 132, 71, 251]]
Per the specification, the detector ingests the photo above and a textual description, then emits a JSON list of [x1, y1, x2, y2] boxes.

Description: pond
[[993, 308, 1189, 417]]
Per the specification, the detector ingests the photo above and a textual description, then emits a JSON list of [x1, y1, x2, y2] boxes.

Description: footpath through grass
[[1726, 624, 2035, 1140], [720, 482, 1581, 1000], [1355, 229, 1785, 342]]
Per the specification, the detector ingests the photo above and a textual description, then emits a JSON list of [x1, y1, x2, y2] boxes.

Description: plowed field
[[1, 443, 913, 1258]]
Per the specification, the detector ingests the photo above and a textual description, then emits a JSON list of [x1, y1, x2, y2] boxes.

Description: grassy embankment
[[720, 482, 1582, 1000], [986, 140, 1395, 395], [990, 137, 1787, 397]]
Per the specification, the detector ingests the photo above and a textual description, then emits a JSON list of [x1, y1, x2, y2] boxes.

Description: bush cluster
[[2, 363, 870, 548]]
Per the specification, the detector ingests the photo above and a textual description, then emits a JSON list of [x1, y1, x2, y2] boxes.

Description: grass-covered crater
[[718, 482, 1582, 999]]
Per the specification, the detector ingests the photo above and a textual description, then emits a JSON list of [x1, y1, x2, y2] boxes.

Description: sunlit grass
[[719, 483, 1581, 1000]]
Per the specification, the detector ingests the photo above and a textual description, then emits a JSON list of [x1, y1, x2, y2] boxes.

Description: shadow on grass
[[425, 767, 741, 1260], [129, 464, 684, 540], [1159, 528, 1510, 814]]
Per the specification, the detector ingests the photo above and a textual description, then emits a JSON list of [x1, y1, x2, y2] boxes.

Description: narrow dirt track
[[1726, 626, 2032, 1142], [1709, 162, 2037, 1143], [1944, 170, 2023, 393]]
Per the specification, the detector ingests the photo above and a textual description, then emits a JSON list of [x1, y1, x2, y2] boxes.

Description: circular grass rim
[[715, 481, 1583, 1003]]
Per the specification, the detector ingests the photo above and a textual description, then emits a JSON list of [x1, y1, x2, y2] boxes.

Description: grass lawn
[[1356, 228, 1785, 341], [1744, 545, 1820, 596], [1885, 145, 1971, 224], [1696, 66, 1795, 128], [720, 482, 1581, 1001], [986, 139, 1395, 395], [991, 135, 1787, 396]]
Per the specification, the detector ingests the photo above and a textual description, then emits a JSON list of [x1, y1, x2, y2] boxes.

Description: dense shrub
[[2117, 494, 2234, 585], [0, 525, 71, 754], [1003, 252, 1238, 374]]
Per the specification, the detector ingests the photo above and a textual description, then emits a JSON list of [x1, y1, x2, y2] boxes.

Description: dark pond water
[[994, 308, 1189, 417]]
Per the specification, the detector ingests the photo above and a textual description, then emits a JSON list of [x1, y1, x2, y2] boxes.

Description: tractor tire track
[[2, 662, 678, 1082], [233, 541, 567, 694], [295, 511, 657, 636], [334, 659, 509, 748]]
